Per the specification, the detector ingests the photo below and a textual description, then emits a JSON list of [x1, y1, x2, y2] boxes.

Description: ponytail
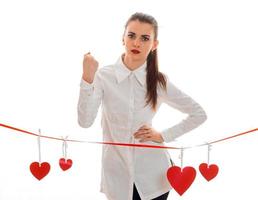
[[145, 49, 167, 111]]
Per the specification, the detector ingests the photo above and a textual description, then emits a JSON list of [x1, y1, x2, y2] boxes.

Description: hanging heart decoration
[[59, 158, 73, 171], [30, 162, 51, 180], [199, 163, 219, 181], [167, 165, 196, 196]]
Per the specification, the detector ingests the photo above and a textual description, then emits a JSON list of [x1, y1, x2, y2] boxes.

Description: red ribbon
[[0, 122, 257, 149]]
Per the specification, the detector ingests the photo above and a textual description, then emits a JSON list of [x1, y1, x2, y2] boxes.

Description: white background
[[0, 0, 257, 199]]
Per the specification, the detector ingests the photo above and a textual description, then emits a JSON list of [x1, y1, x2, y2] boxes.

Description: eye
[[141, 36, 150, 41], [128, 34, 135, 39]]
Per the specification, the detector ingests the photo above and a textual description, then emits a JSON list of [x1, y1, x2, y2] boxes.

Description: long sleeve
[[160, 76, 207, 143], [77, 70, 104, 128]]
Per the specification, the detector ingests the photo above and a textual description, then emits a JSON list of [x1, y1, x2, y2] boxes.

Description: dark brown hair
[[125, 12, 167, 111]]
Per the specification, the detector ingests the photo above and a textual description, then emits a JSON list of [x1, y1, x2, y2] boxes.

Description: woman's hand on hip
[[133, 125, 164, 143]]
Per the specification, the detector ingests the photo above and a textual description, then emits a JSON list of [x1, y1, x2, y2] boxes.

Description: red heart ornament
[[167, 166, 196, 196], [59, 158, 73, 171], [30, 162, 51, 180], [199, 163, 219, 181]]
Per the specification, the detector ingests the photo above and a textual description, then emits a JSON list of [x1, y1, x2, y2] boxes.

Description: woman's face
[[123, 20, 158, 62]]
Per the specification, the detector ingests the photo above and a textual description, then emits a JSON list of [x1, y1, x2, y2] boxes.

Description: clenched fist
[[82, 52, 99, 83]]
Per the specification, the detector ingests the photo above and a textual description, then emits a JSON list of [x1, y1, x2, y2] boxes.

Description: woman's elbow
[[78, 118, 93, 128], [198, 110, 208, 124]]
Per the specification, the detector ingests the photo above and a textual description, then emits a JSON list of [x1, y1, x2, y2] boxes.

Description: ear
[[122, 34, 125, 45], [151, 40, 159, 51]]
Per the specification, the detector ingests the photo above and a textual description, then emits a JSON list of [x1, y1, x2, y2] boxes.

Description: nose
[[133, 38, 141, 48]]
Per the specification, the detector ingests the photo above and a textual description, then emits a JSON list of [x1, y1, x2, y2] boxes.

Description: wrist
[[157, 132, 164, 142], [82, 75, 93, 84]]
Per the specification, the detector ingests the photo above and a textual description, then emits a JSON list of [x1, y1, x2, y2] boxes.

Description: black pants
[[132, 159, 173, 200], [132, 184, 169, 200]]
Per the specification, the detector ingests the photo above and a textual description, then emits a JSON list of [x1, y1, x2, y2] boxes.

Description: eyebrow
[[128, 31, 150, 38]]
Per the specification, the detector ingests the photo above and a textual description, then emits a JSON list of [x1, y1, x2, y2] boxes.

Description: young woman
[[78, 12, 207, 200]]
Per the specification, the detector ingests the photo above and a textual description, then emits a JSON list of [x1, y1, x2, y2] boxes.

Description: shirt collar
[[114, 54, 147, 86]]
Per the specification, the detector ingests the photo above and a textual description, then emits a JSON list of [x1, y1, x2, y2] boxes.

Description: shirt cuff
[[160, 126, 182, 143], [80, 78, 94, 90]]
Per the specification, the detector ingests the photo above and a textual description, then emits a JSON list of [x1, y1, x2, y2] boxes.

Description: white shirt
[[77, 55, 207, 200]]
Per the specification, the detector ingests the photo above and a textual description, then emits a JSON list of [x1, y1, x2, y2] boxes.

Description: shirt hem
[[139, 186, 172, 200], [100, 188, 113, 200]]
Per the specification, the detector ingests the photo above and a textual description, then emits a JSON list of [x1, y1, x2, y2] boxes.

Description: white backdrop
[[0, 0, 257, 199]]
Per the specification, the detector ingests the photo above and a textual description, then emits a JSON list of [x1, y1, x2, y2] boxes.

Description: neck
[[122, 54, 145, 71]]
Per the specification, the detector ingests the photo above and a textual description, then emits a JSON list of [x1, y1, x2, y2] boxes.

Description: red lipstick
[[131, 49, 140, 54]]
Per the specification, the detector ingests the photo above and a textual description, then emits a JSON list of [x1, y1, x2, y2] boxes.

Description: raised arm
[[77, 53, 103, 128]]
